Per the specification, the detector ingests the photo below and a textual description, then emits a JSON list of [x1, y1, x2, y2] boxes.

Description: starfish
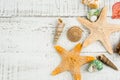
[[78, 6, 120, 54], [52, 43, 95, 80]]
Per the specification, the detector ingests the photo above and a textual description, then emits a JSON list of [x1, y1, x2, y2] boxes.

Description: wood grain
[[0, 0, 120, 17], [0, 0, 120, 80], [0, 17, 120, 53], [0, 17, 120, 80]]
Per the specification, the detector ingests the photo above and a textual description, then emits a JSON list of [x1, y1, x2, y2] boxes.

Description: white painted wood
[[0, 17, 120, 80], [0, 53, 119, 80], [0, 0, 120, 80], [0, 17, 120, 53], [0, 0, 120, 17]]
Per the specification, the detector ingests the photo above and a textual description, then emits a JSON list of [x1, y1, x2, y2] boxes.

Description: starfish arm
[[107, 24, 120, 33], [82, 33, 97, 48], [71, 43, 82, 54], [79, 56, 95, 65], [78, 17, 93, 30], [97, 6, 108, 22], [100, 36, 113, 54], [71, 67, 81, 80], [54, 46, 67, 57], [72, 73, 81, 80], [51, 64, 66, 76]]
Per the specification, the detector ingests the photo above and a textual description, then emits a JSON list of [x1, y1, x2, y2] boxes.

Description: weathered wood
[[0, 0, 120, 80], [0, 52, 119, 80], [0, 17, 120, 80], [0, 0, 119, 17], [0, 17, 120, 53]]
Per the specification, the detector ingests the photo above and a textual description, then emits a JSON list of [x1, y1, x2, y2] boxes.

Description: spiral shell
[[53, 18, 65, 44], [97, 54, 119, 71]]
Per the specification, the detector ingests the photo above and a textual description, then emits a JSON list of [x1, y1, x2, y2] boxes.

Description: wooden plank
[[0, 1, 120, 80], [0, 17, 120, 53], [0, 17, 120, 80], [0, 0, 120, 17], [0, 53, 119, 80]]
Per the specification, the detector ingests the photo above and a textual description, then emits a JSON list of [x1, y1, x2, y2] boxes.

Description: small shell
[[115, 42, 120, 55], [82, 0, 99, 9], [90, 16, 97, 22], [87, 9, 100, 22], [53, 18, 65, 44], [67, 26, 83, 42], [112, 2, 120, 19], [88, 60, 103, 72], [97, 54, 119, 71]]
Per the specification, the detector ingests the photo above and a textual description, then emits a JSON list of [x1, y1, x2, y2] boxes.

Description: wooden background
[[0, 0, 120, 80]]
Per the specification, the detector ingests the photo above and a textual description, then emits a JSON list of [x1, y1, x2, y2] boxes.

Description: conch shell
[[97, 54, 119, 71], [53, 18, 65, 44]]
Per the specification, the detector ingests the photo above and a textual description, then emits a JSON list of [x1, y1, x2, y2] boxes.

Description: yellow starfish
[[52, 43, 95, 80], [78, 7, 120, 54]]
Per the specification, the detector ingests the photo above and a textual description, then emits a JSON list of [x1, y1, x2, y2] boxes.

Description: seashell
[[82, 0, 99, 9], [67, 26, 83, 42], [115, 42, 120, 55], [90, 16, 97, 22], [112, 2, 120, 19], [88, 60, 103, 72], [97, 54, 119, 71], [87, 9, 100, 22], [53, 18, 65, 44]]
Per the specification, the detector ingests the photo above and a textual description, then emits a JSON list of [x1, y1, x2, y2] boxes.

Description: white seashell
[[90, 16, 97, 22], [88, 65, 97, 72]]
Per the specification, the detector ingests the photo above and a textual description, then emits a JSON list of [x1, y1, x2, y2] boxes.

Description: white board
[[0, 0, 120, 80], [0, 17, 120, 80], [0, 0, 120, 17]]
